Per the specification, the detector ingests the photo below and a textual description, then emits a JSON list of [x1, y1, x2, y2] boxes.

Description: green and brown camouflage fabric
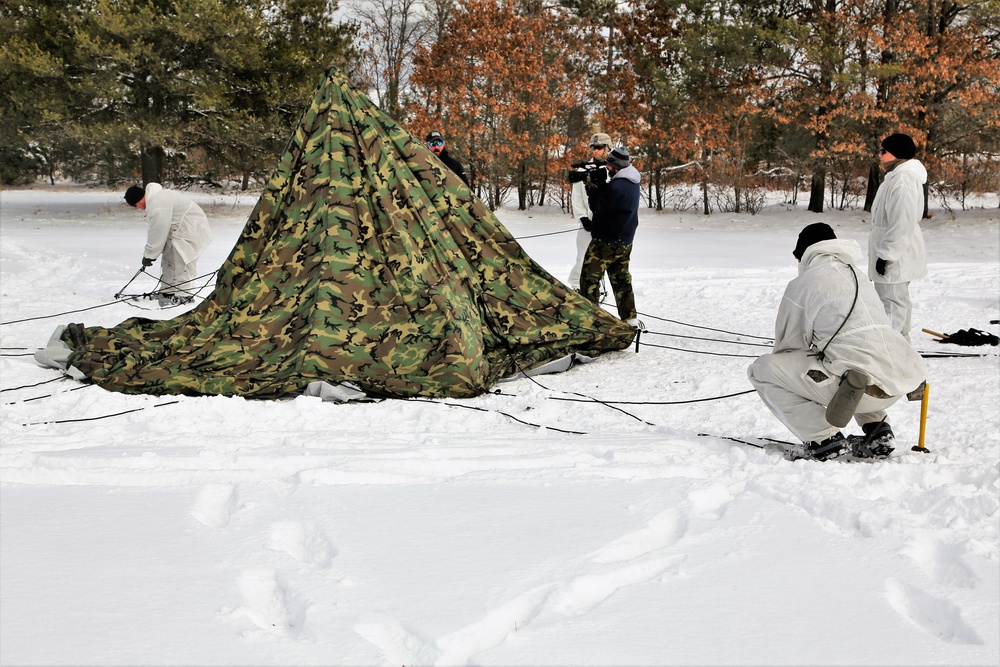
[[62, 68, 635, 399]]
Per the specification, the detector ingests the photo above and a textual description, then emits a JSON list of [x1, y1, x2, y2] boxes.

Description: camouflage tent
[[54, 68, 635, 399]]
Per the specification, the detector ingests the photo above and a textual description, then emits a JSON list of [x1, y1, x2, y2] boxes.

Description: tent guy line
[[4, 384, 91, 406], [116, 267, 219, 303], [0, 376, 66, 393], [20, 400, 180, 426]]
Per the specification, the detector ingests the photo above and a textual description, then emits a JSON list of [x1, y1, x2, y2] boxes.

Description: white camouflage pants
[[748, 350, 900, 443], [874, 281, 913, 341], [159, 239, 198, 296], [568, 226, 591, 290]]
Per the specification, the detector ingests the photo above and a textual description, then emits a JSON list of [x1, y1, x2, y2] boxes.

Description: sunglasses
[[592, 145, 607, 150], [879, 148, 888, 154], [428, 141, 443, 147]]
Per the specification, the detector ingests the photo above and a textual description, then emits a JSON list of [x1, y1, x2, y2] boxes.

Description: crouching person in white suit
[[125, 183, 213, 307], [748, 223, 926, 461]]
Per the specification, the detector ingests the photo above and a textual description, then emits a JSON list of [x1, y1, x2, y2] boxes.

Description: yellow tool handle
[[916, 382, 930, 451]]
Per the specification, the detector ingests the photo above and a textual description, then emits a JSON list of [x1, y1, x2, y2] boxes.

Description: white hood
[[776, 237, 926, 395]]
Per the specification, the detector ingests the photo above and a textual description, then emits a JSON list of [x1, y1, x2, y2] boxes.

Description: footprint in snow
[[590, 508, 688, 563], [353, 612, 436, 665], [237, 568, 306, 638], [687, 483, 735, 519], [885, 578, 982, 644], [901, 537, 978, 588], [543, 555, 686, 618], [190, 483, 238, 528], [267, 521, 336, 569], [426, 557, 684, 664]]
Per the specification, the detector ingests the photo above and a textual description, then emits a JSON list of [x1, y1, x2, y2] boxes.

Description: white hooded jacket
[[142, 183, 213, 265], [775, 239, 925, 396], [868, 159, 927, 283]]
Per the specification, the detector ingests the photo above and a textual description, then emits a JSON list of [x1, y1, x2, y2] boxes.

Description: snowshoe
[[801, 432, 849, 461]]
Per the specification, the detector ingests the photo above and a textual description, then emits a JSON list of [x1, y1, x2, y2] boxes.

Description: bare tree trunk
[[141, 144, 165, 186], [864, 162, 880, 211], [807, 169, 825, 213]]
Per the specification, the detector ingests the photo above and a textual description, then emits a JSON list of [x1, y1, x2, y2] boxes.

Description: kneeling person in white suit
[[748, 223, 926, 460], [125, 183, 213, 307]]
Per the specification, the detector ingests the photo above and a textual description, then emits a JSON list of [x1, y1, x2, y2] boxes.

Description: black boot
[[855, 422, 895, 458], [805, 432, 848, 461]]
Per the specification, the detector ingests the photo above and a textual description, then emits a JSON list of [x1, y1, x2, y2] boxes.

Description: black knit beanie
[[124, 185, 145, 207], [881, 133, 916, 160], [793, 222, 837, 260]]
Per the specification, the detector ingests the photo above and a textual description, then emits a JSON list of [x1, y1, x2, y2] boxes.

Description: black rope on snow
[[475, 291, 654, 426], [117, 268, 218, 302], [4, 384, 91, 405], [635, 310, 773, 341], [638, 341, 759, 359], [642, 330, 773, 348], [1, 300, 125, 326], [0, 376, 66, 393], [113, 267, 146, 299], [21, 400, 180, 426], [0, 268, 219, 328], [552, 388, 756, 406], [698, 433, 797, 449], [513, 227, 580, 240], [406, 397, 587, 435], [0, 353, 37, 357]]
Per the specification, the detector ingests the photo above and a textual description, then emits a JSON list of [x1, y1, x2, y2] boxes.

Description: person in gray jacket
[[581, 146, 641, 327], [869, 133, 927, 341], [748, 223, 926, 460], [125, 183, 213, 306]]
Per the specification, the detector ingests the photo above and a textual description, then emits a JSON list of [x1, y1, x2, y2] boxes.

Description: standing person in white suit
[[748, 223, 926, 461], [124, 183, 213, 307], [566, 133, 611, 290], [869, 132, 927, 341]]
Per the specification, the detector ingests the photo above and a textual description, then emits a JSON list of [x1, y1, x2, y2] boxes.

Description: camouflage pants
[[579, 238, 636, 321]]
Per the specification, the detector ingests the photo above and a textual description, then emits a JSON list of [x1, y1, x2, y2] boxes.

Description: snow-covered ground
[[1, 186, 998, 666]]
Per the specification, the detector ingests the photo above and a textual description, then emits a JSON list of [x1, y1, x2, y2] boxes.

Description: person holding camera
[[579, 146, 641, 328], [566, 133, 612, 289]]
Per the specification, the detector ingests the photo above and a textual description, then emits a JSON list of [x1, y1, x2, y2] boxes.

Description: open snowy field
[[1, 186, 998, 665]]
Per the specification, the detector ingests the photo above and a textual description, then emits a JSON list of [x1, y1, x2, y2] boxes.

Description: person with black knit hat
[[747, 223, 926, 460], [579, 146, 641, 328], [869, 132, 927, 341], [124, 183, 213, 307], [424, 130, 469, 187]]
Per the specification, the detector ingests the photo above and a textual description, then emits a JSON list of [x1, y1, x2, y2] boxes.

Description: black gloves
[[580, 217, 592, 232], [142, 257, 154, 267], [875, 258, 887, 275]]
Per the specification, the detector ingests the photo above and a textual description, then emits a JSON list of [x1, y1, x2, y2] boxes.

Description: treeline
[[2, 0, 998, 215], [1, 0, 356, 189]]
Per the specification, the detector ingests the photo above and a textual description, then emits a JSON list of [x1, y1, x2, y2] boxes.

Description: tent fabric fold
[[59, 68, 635, 399]]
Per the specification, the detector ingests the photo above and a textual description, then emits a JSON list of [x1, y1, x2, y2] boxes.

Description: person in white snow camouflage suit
[[868, 133, 927, 341], [748, 223, 926, 460], [566, 132, 612, 290], [124, 183, 213, 306]]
